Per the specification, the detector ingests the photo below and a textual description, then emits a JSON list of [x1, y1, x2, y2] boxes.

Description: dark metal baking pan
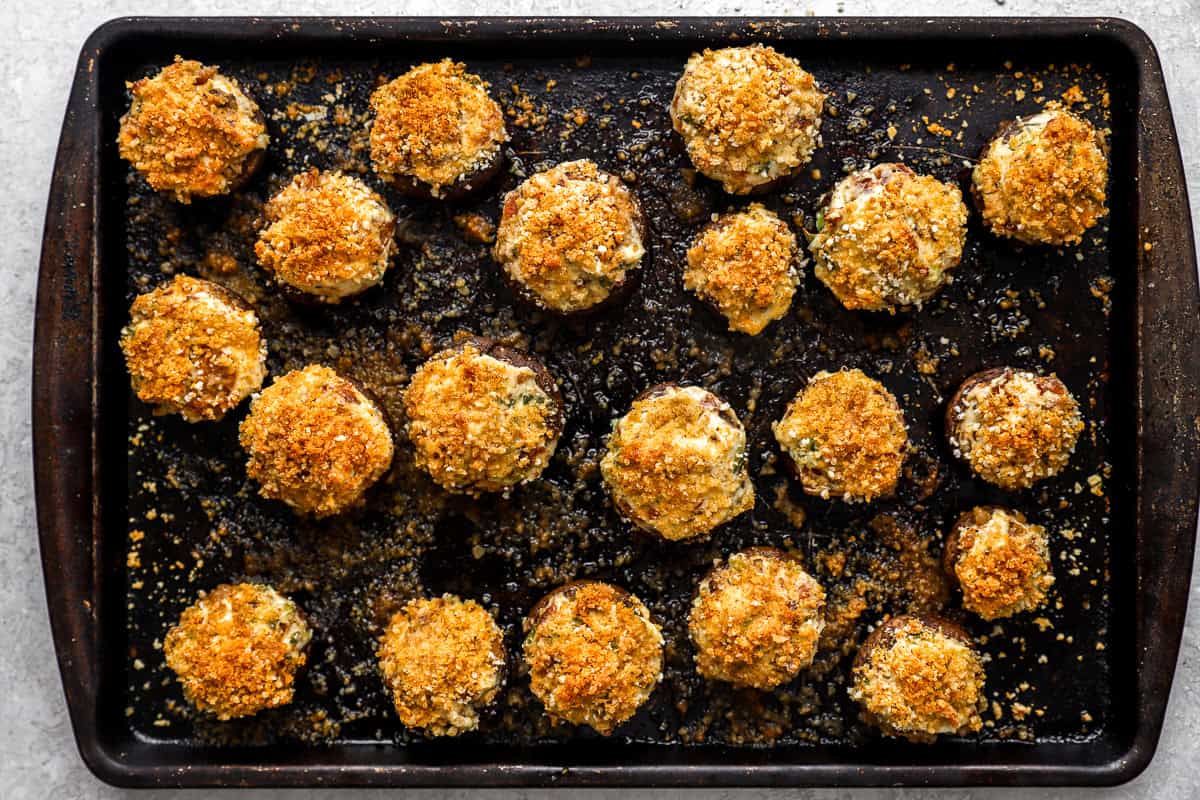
[[33, 16, 1199, 788]]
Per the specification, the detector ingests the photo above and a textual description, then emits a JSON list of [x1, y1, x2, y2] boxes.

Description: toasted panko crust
[[493, 160, 645, 313], [811, 163, 968, 312], [948, 368, 1083, 490], [523, 581, 664, 735], [850, 615, 985, 742], [773, 369, 907, 503], [163, 583, 311, 720], [118, 57, 268, 202], [689, 549, 826, 689], [255, 169, 395, 302], [378, 595, 506, 736], [972, 107, 1108, 246], [685, 204, 801, 334], [948, 507, 1054, 620], [369, 60, 507, 197], [403, 343, 561, 493], [121, 275, 266, 422], [670, 45, 826, 194], [600, 385, 754, 541], [239, 365, 394, 517]]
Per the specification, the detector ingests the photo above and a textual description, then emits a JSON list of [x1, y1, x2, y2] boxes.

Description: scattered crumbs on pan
[[116, 45, 1121, 749]]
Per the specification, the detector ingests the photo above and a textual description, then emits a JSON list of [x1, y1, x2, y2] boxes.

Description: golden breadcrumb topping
[[369, 60, 507, 197], [684, 203, 800, 334], [121, 275, 266, 422], [255, 169, 395, 302], [404, 343, 560, 493], [163, 583, 311, 720], [773, 369, 907, 503], [377, 595, 506, 736], [239, 365, 394, 516], [688, 549, 826, 689], [972, 107, 1108, 246], [850, 616, 985, 741], [493, 160, 645, 313], [523, 582, 664, 735], [117, 57, 268, 203], [951, 507, 1054, 620], [949, 368, 1083, 490], [670, 45, 826, 194], [600, 385, 754, 541], [811, 163, 968, 312]]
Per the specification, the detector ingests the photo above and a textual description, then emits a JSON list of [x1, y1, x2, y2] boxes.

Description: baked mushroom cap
[[684, 203, 801, 334], [688, 547, 826, 689], [670, 44, 826, 195], [811, 163, 968, 312], [255, 169, 396, 303], [971, 107, 1108, 246], [600, 383, 755, 541], [772, 369, 908, 503], [120, 274, 267, 422], [239, 364, 395, 517], [369, 60, 508, 199], [493, 160, 646, 315], [163, 583, 311, 720], [944, 506, 1055, 620], [946, 367, 1084, 490], [849, 614, 985, 742], [377, 594, 506, 736], [403, 338, 563, 494], [522, 581, 664, 735], [117, 57, 269, 203]]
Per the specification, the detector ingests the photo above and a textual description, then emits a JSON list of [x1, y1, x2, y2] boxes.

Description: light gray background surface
[[3, 2, 1197, 798]]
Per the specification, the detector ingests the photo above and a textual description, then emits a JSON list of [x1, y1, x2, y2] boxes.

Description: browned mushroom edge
[[523, 579, 644, 635], [444, 334, 566, 444], [225, 105, 269, 194], [385, 147, 506, 202], [943, 366, 1012, 452], [852, 612, 975, 674]]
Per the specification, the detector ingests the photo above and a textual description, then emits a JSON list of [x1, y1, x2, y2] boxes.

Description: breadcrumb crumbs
[[378, 595, 505, 736], [811, 163, 967, 312], [118, 57, 268, 202], [689, 549, 825, 689], [403, 342, 560, 493], [369, 60, 507, 196], [239, 365, 394, 516], [121, 275, 266, 422], [670, 45, 826, 194], [163, 583, 311, 720], [684, 203, 800, 334], [773, 369, 907, 503], [972, 107, 1108, 246], [523, 582, 663, 735], [601, 385, 754, 541]]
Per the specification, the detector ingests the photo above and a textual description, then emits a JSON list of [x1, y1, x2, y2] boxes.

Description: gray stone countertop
[[2, 1, 1196, 798]]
